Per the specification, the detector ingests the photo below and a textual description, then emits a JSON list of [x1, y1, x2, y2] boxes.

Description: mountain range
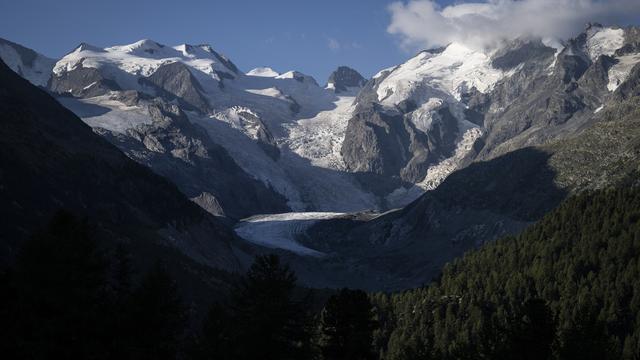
[[1, 22, 640, 291]]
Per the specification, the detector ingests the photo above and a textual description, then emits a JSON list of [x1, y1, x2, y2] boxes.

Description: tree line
[[0, 211, 378, 360], [371, 184, 640, 359], [2, 181, 639, 359]]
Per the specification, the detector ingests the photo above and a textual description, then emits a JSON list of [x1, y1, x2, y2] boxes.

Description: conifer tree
[[126, 261, 187, 360], [319, 288, 378, 360], [229, 254, 312, 360]]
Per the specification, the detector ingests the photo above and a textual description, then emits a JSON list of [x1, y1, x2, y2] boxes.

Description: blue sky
[[0, 0, 455, 82]]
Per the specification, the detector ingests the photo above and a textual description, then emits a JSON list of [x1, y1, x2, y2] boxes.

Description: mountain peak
[[130, 39, 164, 49], [72, 42, 104, 54], [586, 22, 604, 31], [327, 66, 366, 93], [247, 67, 280, 77], [109, 39, 165, 55], [197, 44, 214, 53], [277, 70, 318, 85]]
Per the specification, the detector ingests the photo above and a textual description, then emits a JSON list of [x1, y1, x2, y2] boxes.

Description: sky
[[1, 0, 639, 83]]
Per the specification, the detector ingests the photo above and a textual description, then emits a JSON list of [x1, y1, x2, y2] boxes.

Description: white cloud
[[387, 0, 640, 50], [328, 38, 341, 51]]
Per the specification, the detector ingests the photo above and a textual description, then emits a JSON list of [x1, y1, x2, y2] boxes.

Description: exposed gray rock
[[0, 58, 243, 273], [491, 38, 556, 70], [327, 66, 366, 93], [234, 108, 280, 160], [138, 61, 211, 113], [197, 44, 240, 75], [191, 192, 225, 217], [48, 62, 121, 97], [341, 102, 460, 183], [469, 31, 619, 162], [96, 99, 289, 219], [616, 27, 640, 55], [295, 45, 640, 291]]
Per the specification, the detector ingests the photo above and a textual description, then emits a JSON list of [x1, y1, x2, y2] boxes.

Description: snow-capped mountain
[[1, 39, 383, 215], [326, 66, 367, 93], [284, 24, 640, 289], [340, 42, 511, 206], [0, 38, 55, 87], [342, 24, 640, 202], [1, 22, 640, 289]]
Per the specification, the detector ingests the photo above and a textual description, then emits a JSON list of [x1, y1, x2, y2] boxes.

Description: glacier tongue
[[234, 212, 347, 256]]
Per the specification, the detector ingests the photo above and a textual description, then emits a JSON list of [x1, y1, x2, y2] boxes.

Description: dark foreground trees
[[376, 185, 640, 359], [3, 181, 640, 360], [194, 254, 314, 360], [0, 211, 187, 360], [319, 288, 378, 360]]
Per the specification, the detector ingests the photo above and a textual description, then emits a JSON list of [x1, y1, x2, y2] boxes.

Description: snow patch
[[247, 67, 279, 77], [586, 27, 624, 61], [418, 126, 483, 190], [0, 43, 55, 87], [607, 53, 640, 91], [53, 39, 236, 93], [376, 43, 506, 105], [408, 98, 444, 133], [57, 96, 153, 133]]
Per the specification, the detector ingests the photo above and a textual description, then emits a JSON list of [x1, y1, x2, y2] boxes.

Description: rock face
[[340, 43, 498, 185], [22, 39, 294, 218], [3, 24, 640, 291], [467, 25, 640, 163], [327, 66, 366, 93], [191, 192, 225, 217], [341, 103, 459, 183], [95, 97, 289, 220], [138, 61, 211, 113], [49, 64, 122, 97], [0, 58, 243, 272], [341, 26, 640, 191], [297, 27, 640, 291]]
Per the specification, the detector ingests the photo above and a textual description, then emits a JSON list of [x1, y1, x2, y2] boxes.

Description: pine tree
[[229, 254, 313, 360], [557, 303, 616, 360], [196, 302, 234, 360], [11, 211, 111, 359], [319, 288, 378, 360], [126, 261, 187, 360], [506, 298, 556, 360]]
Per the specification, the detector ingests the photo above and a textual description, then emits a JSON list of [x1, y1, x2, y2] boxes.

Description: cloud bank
[[388, 0, 640, 50]]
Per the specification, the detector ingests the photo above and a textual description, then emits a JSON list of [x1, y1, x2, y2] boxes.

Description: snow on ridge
[[373, 65, 397, 80], [607, 53, 640, 91], [276, 70, 318, 85], [0, 42, 55, 87], [53, 39, 237, 83], [586, 26, 624, 61], [57, 95, 154, 134], [375, 42, 505, 105], [247, 67, 280, 77]]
